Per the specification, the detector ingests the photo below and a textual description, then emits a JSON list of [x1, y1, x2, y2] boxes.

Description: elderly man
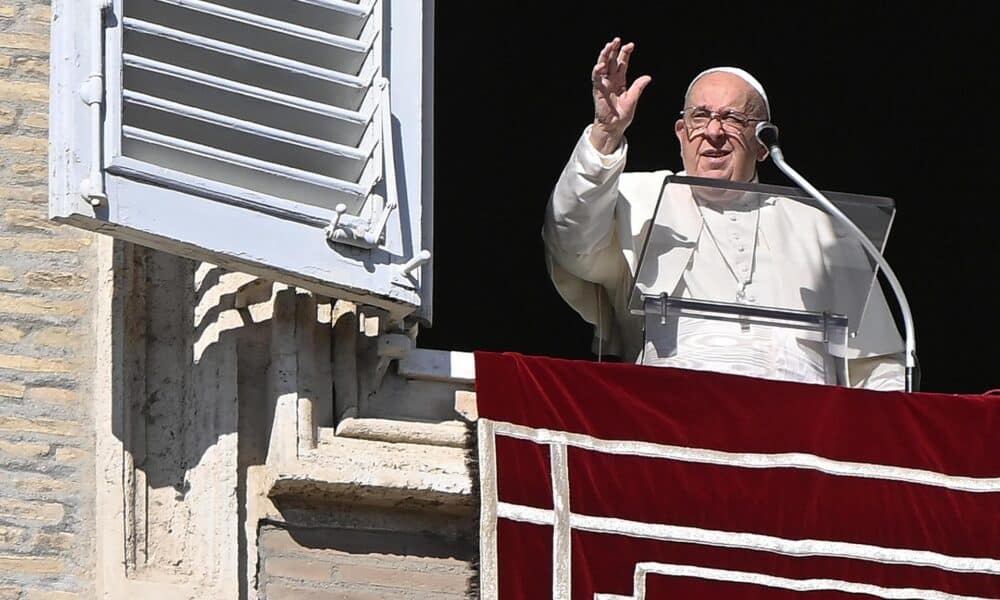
[[543, 38, 904, 390]]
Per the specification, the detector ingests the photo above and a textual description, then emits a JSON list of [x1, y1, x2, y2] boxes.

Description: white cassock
[[543, 127, 905, 390]]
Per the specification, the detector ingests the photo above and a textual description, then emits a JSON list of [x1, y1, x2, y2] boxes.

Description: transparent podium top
[[628, 175, 895, 336]]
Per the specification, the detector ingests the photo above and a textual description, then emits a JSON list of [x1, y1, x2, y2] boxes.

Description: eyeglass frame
[[678, 106, 766, 134]]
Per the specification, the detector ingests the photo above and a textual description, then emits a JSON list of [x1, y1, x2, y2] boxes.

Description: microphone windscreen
[[755, 122, 780, 148]]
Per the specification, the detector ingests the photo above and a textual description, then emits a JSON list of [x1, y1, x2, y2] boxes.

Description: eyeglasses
[[679, 106, 764, 134]]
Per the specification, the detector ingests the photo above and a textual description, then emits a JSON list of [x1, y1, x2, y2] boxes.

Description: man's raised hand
[[590, 38, 652, 155]]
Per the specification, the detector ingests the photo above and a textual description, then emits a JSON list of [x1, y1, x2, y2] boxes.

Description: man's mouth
[[701, 149, 731, 158]]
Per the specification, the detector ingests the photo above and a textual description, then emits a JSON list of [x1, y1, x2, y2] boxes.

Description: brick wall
[[0, 1, 95, 598], [2, 2, 476, 598]]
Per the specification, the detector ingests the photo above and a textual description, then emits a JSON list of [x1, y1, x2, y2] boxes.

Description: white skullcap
[[685, 67, 771, 119]]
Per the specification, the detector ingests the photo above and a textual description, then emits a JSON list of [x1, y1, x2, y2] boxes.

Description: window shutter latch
[[391, 249, 432, 290], [79, 0, 112, 208], [324, 78, 399, 249], [324, 194, 397, 249]]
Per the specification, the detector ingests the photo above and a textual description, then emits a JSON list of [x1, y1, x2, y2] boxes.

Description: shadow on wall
[[104, 243, 480, 597]]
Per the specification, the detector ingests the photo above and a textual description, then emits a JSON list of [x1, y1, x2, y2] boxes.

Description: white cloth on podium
[[543, 126, 904, 390]]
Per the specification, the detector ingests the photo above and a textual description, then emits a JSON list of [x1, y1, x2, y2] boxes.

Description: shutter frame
[[49, 0, 434, 325]]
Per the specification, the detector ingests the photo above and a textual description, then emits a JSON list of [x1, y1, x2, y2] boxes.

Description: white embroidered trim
[[478, 418, 1000, 599], [629, 562, 993, 600], [497, 502, 552, 526], [551, 443, 572, 599], [478, 420, 499, 600], [494, 502, 1000, 576], [492, 420, 1000, 493]]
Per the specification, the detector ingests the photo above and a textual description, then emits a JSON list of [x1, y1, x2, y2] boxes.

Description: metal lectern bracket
[[646, 293, 850, 357]]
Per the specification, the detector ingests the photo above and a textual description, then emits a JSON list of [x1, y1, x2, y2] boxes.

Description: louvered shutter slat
[[123, 91, 373, 160], [121, 55, 372, 125], [122, 126, 367, 195], [208, 0, 373, 38], [122, 18, 372, 88], [51, 0, 433, 323], [126, 1, 373, 71], [150, 0, 369, 50], [115, 0, 380, 214]]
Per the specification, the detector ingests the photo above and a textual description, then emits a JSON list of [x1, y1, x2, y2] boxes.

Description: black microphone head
[[755, 121, 780, 150]]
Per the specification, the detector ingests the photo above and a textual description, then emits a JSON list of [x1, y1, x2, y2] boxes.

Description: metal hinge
[[324, 195, 396, 249], [324, 77, 396, 249], [80, 0, 112, 207], [320, 76, 432, 289]]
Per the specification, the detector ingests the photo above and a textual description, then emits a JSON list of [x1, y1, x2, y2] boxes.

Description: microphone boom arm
[[757, 124, 917, 392]]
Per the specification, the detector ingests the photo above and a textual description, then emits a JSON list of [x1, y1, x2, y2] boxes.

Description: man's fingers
[[592, 61, 611, 87], [594, 38, 631, 89], [618, 42, 635, 72], [628, 75, 653, 101], [606, 38, 621, 75], [591, 62, 611, 94], [596, 41, 613, 68], [590, 62, 608, 93]]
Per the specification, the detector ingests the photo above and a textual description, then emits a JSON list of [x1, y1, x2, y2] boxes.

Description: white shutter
[[50, 0, 434, 324]]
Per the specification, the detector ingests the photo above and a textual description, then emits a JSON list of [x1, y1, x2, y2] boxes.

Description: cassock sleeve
[[845, 254, 906, 390], [542, 126, 630, 356], [849, 353, 906, 391]]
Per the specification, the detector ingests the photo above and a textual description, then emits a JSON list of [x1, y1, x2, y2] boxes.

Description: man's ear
[[674, 119, 686, 145], [755, 140, 769, 162]]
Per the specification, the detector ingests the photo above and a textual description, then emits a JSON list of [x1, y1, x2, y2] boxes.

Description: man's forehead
[[685, 68, 771, 118], [688, 72, 756, 103]]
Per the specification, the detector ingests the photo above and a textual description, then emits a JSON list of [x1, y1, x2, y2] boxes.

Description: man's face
[[674, 72, 767, 182]]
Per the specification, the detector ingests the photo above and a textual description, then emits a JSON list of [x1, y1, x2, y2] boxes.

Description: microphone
[[757, 121, 918, 392], [755, 121, 781, 155]]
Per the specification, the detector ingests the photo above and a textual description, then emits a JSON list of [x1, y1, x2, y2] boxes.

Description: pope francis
[[543, 38, 904, 390]]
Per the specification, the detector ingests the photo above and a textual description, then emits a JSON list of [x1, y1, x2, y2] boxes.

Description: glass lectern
[[630, 175, 895, 386]]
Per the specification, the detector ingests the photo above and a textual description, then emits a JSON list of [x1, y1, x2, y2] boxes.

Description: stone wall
[[89, 246, 478, 599], [0, 3, 478, 598], [0, 1, 96, 598], [258, 506, 474, 600]]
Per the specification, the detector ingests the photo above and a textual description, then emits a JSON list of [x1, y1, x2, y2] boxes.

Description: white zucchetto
[[686, 67, 771, 119]]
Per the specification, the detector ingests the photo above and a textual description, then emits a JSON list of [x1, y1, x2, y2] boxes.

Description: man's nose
[[704, 117, 727, 142]]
